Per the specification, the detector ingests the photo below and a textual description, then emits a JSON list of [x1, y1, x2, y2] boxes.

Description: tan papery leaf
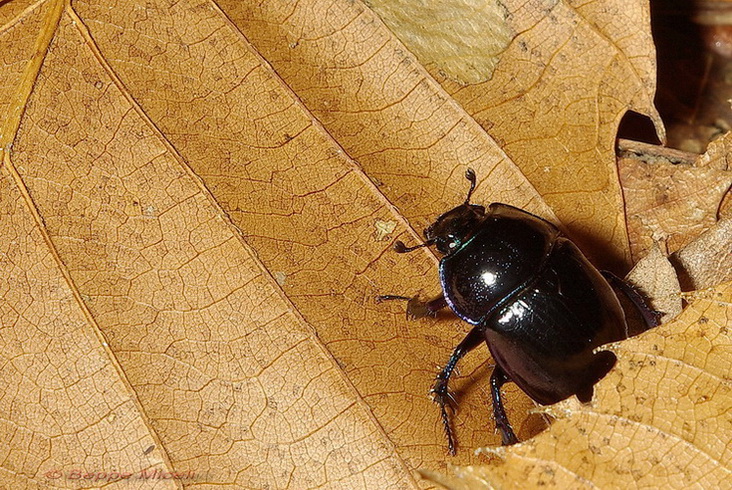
[[0, 0, 559, 486], [626, 242, 682, 322]]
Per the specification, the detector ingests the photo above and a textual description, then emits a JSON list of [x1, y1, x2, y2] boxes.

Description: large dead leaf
[[3, 2, 432, 487], [0, 0, 558, 486], [424, 281, 732, 489], [196, 0, 557, 230]]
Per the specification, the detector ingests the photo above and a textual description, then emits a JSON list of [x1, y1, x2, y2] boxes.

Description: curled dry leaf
[[424, 281, 732, 489], [619, 155, 732, 262], [696, 130, 732, 171], [671, 217, 732, 291], [697, 131, 732, 217], [625, 242, 682, 322]]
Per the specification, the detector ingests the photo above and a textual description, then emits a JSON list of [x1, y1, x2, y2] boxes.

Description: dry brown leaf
[[619, 155, 732, 261], [696, 131, 732, 217], [223, 1, 558, 242], [68, 0, 557, 473], [424, 281, 732, 489], [721, 191, 732, 218], [2, 2, 421, 487], [0, 0, 37, 26], [697, 131, 732, 171], [0, 0, 566, 486]]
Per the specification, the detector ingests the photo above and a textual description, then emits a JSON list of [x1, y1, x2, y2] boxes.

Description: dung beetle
[[379, 168, 658, 454]]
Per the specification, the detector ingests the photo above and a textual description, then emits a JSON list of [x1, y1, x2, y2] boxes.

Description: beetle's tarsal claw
[[431, 382, 454, 407], [432, 384, 457, 455], [499, 425, 519, 446], [441, 403, 457, 456], [393, 240, 408, 253]]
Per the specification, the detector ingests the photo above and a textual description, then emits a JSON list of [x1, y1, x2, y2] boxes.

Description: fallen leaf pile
[[0, 0, 730, 489]]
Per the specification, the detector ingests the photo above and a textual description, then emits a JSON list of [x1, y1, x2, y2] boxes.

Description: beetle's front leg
[[376, 294, 448, 319], [490, 365, 519, 445], [431, 326, 484, 454]]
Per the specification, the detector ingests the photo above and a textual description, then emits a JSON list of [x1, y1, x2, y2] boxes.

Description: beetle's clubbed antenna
[[464, 168, 477, 205], [393, 239, 434, 253]]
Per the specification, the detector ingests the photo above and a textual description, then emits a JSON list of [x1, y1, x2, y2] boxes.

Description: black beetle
[[379, 168, 657, 454]]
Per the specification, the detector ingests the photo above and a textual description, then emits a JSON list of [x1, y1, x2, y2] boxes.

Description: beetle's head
[[394, 168, 486, 256], [424, 201, 486, 255]]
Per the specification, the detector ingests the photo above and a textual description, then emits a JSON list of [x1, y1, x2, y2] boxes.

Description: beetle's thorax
[[424, 204, 486, 255], [437, 203, 561, 325]]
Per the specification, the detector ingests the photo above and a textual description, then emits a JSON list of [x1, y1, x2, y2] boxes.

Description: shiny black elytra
[[379, 169, 653, 454]]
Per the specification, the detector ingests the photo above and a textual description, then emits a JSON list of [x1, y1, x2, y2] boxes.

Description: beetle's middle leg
[[431, 326, 484, 454]]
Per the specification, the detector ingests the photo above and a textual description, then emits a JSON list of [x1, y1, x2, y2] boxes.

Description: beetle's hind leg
[[490, 365, 519, 445], [431, 326, 484, 454], [601, 271, 662, 330]]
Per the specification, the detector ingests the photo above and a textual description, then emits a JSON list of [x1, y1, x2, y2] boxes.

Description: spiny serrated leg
[[431, 326, 484, 454], [490, 365, 518, 445]]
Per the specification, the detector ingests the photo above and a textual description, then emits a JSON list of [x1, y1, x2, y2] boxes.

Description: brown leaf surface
[[69, 0, 563, 472], [0, 0, 570, 486], [695, 131, 732, 217], [424, 282, 732, 489], [625, 242, 682, 322], [671, 217, 732, 291], [221, 0, 557, 233], [2, 2, 424, 487], [0, 0, 37, 26], [697, 130, 732, 171]]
